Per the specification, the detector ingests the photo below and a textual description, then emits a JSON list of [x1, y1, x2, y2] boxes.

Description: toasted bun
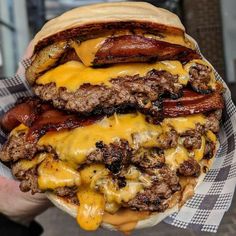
[[26, 2, 219, 231], [46, 172, 202, 230], [46, 142, 218, 231], [32, 2, 185, 52]]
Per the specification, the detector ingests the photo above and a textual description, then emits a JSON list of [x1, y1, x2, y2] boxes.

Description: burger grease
[[0, 2, 224, 233]]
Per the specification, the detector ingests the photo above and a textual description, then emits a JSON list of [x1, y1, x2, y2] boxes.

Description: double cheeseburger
[[0, 2, 225, 233]]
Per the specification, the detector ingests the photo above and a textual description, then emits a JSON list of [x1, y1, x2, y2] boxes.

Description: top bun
[[32, 2, 185, 52]]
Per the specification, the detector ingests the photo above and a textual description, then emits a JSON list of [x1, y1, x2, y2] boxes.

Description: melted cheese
[[162, 114, 206, 133], [80, 165, 148, 205], [77, 187, 105, 231], [194, 136, 206, 162], [38, 113, 206, 173], [206, 130, 217, 143], [96, 178, 143, 204], [163, 114, 207, 168], [14, 153, 47, 171], [78, 164, 150, 217], [72, 31, 193, 67], [10, 124, 28, 135], [36, 60, 188, 92], [80, 164, 149, 207], [124, 166, 141, 180], [70, 30, 131, 66], [145, 33, 193, 49], [80, 164, 105, 185], [37, 155, 81, 190], [104, 202, 120, 214], [38, 113, 162, 165], [81, 165, 147, 204], [71, 37, 106, 66], [164, 145, 189, 170], [103, 209, 149, 234], [163, 134, 207, 170]]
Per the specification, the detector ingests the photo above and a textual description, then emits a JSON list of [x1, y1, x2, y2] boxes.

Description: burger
[[0, 2, 225, 233]]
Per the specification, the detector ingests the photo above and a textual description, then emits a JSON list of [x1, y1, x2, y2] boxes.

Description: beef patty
[[34, 63, 219, 117], [34, 70, 182, 116], [0, 109, 220, 211]]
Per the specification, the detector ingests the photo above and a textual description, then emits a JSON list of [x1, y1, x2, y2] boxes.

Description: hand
[[0, 40, 51, 226], [0, 175, 51, 226]]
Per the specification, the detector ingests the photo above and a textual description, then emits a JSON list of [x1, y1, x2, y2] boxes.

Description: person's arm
[[0, 175, 51, 236], [0, 213, 43, 236], [0, 40, 51, 236], [0, 176, 51, 224]]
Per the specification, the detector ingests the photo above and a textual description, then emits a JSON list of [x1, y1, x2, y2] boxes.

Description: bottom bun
[[46, 142, 218, 230], [46, 171, 206, 231], [47, 192, 178, 230]]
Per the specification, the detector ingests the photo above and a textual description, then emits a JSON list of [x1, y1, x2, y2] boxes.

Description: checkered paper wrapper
[[0, 42, 236, 233]]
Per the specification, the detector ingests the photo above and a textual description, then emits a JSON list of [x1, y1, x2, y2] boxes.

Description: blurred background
[[0, 0, 236, 99], [0, 0, 236, 235]]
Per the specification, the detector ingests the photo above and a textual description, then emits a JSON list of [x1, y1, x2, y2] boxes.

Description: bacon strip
[[34, 21, 185, 53], [1, 90, 224, 142], [163, 90, 224, 117], [0, 98, 102, 143], [0, 98, 50, 132], [26, 110, 102, 142], [94, 35, 200, 65]]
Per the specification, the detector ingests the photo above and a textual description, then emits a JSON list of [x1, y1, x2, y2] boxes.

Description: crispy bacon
[[34, 21, 185, 53], [163, 89, 224, 117], [28, 35, 199, 84], [26, 110, 101, 142], [0, 98, 50, 132], [0, 98, 102, 143], [94, 35, 200, 65], [1, 89, 224, 142]]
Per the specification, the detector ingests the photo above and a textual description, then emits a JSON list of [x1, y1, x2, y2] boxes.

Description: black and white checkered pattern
[[0, 45, 236, 233], [164, 45, 236, 232]]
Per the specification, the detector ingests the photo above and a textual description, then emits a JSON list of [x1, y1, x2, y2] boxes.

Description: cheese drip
[[165, 145, 189, 170], [77, 187, 105, 231], [164, 136, 208, 170], [71, 37, 106, 66], [36, 60, 189, 92], [12, 113, 211, 232], [80, 164, 105, 185], [37, 155, 81, 190], [38, 113, 162, 165], [14, 153, 46, 172], [103, 209, 149, 234], [78, 164, 148, 230], [162, 114, 206, 133]]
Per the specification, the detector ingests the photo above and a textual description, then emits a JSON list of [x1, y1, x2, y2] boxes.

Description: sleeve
[[0, 213, 43, 236]]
